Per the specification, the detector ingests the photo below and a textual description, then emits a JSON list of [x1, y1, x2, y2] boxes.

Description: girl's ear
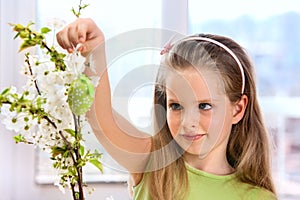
[[232, 94, 248, 124]]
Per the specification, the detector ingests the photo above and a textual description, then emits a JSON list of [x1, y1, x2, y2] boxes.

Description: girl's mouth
[[181, 134, 206, 141]]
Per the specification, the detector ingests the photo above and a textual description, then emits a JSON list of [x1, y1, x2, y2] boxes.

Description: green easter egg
[[68, 74, 95, 115]]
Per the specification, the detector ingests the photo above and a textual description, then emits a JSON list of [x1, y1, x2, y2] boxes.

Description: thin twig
[[72, 114, 84, 200], [78, 0, 83, 17], [70, 183, 77, 200], [24, 54, 41, 96]]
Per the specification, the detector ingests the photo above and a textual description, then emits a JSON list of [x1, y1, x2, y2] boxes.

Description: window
[[189, 0, 300, 199], [36, 0, 161, 183]]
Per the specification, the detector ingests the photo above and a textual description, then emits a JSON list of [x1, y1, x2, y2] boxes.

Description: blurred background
[[0, 0, 299, 199]]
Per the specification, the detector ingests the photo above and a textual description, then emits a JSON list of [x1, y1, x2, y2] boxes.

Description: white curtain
[[0, 0, 37, 199], [0, 0, 36, 88]]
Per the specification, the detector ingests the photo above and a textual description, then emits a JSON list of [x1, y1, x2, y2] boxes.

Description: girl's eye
[[169, 103, 183, 110], [199, 103, 212, 111]]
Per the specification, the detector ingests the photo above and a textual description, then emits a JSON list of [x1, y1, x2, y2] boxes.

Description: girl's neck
[[183, 151, 235, 175]]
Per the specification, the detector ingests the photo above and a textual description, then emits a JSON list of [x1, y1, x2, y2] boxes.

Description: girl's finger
[[56, 28, 72, 52], [77, 21, 88, 43], [68, 25, 79, 49]]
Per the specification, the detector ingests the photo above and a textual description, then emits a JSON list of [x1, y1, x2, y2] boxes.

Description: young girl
[[57, 18, 277, 200]]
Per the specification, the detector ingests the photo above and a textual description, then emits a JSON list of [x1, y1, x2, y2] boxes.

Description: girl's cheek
[[200, 114, 212, 131], [167, 112, 181, 137]]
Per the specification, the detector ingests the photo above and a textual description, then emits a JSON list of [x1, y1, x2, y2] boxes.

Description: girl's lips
[[181, 134, 206, 141]]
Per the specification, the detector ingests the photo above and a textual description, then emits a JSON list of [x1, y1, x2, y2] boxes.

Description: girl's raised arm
[[56, 18, 152, 174]]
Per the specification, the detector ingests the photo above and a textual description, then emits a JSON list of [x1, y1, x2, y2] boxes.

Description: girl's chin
[[183, 149, 212, 160], [178, 142, 213, 157]]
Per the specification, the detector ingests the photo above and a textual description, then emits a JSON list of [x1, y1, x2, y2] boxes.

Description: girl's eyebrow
[[199, 97, 224, 103], [197, 99, 213, 103], [166, 98, 180, 102], [167, 98, 218, 103]]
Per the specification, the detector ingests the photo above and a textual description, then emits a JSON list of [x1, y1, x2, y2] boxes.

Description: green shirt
[[133, 163, 277, 200]]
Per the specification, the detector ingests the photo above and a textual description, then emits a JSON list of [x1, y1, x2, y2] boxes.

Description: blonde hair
[[146, 34, 276, 200]]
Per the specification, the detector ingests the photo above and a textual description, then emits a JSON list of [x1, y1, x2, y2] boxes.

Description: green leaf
[[26, 21, 35, 28], [36, 97, 45, 108], [79, 145, 85, 157], [13, 32, 20, 40], [93, 149, 102, 158], [64, 129, 76, 137], [13, 134, 26, 143], [52, 146, 67, 157], [75, 192, 80, 199], [10, 23, 25, 32], [89, 159, 103, 172], [63, 150, 69, 158], [1, 87, 11, 95], [40, 27, 51, 34], [19, 31, 29, 39], [80, 4, 89, 9], [19, 41, 33, 52], [77, 159, 86, 167], [71, 7, 77, 16]]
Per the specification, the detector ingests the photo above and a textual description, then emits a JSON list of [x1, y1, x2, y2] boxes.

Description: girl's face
[[165, 66, 236, 158]]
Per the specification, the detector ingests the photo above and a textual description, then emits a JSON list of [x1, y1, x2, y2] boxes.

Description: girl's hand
[[56, 18, 104, 56]]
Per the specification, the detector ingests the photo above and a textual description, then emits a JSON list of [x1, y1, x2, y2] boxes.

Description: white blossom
[[54, 179, 66, 194], [47, 18, 66, 30], [0, 35, 100, 198]]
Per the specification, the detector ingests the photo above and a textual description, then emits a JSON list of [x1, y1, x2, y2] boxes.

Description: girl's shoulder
[[185, 163, 277, 200], [130, 173, 144, 186], [243, 186, 277, 200], [131, 173, 151, 200]]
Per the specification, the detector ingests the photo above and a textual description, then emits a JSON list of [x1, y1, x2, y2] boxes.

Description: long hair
[[146, 34, 276, 200]]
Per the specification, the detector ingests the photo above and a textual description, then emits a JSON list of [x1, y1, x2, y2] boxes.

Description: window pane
[[36, 0, 161, 183], [189, 1, 300, 199]]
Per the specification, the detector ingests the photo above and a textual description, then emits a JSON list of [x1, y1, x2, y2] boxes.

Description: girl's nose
[[182, 108, 200, 130]]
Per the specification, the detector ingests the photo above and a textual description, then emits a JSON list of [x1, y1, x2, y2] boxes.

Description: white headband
[[162, 36, 245, 94]]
